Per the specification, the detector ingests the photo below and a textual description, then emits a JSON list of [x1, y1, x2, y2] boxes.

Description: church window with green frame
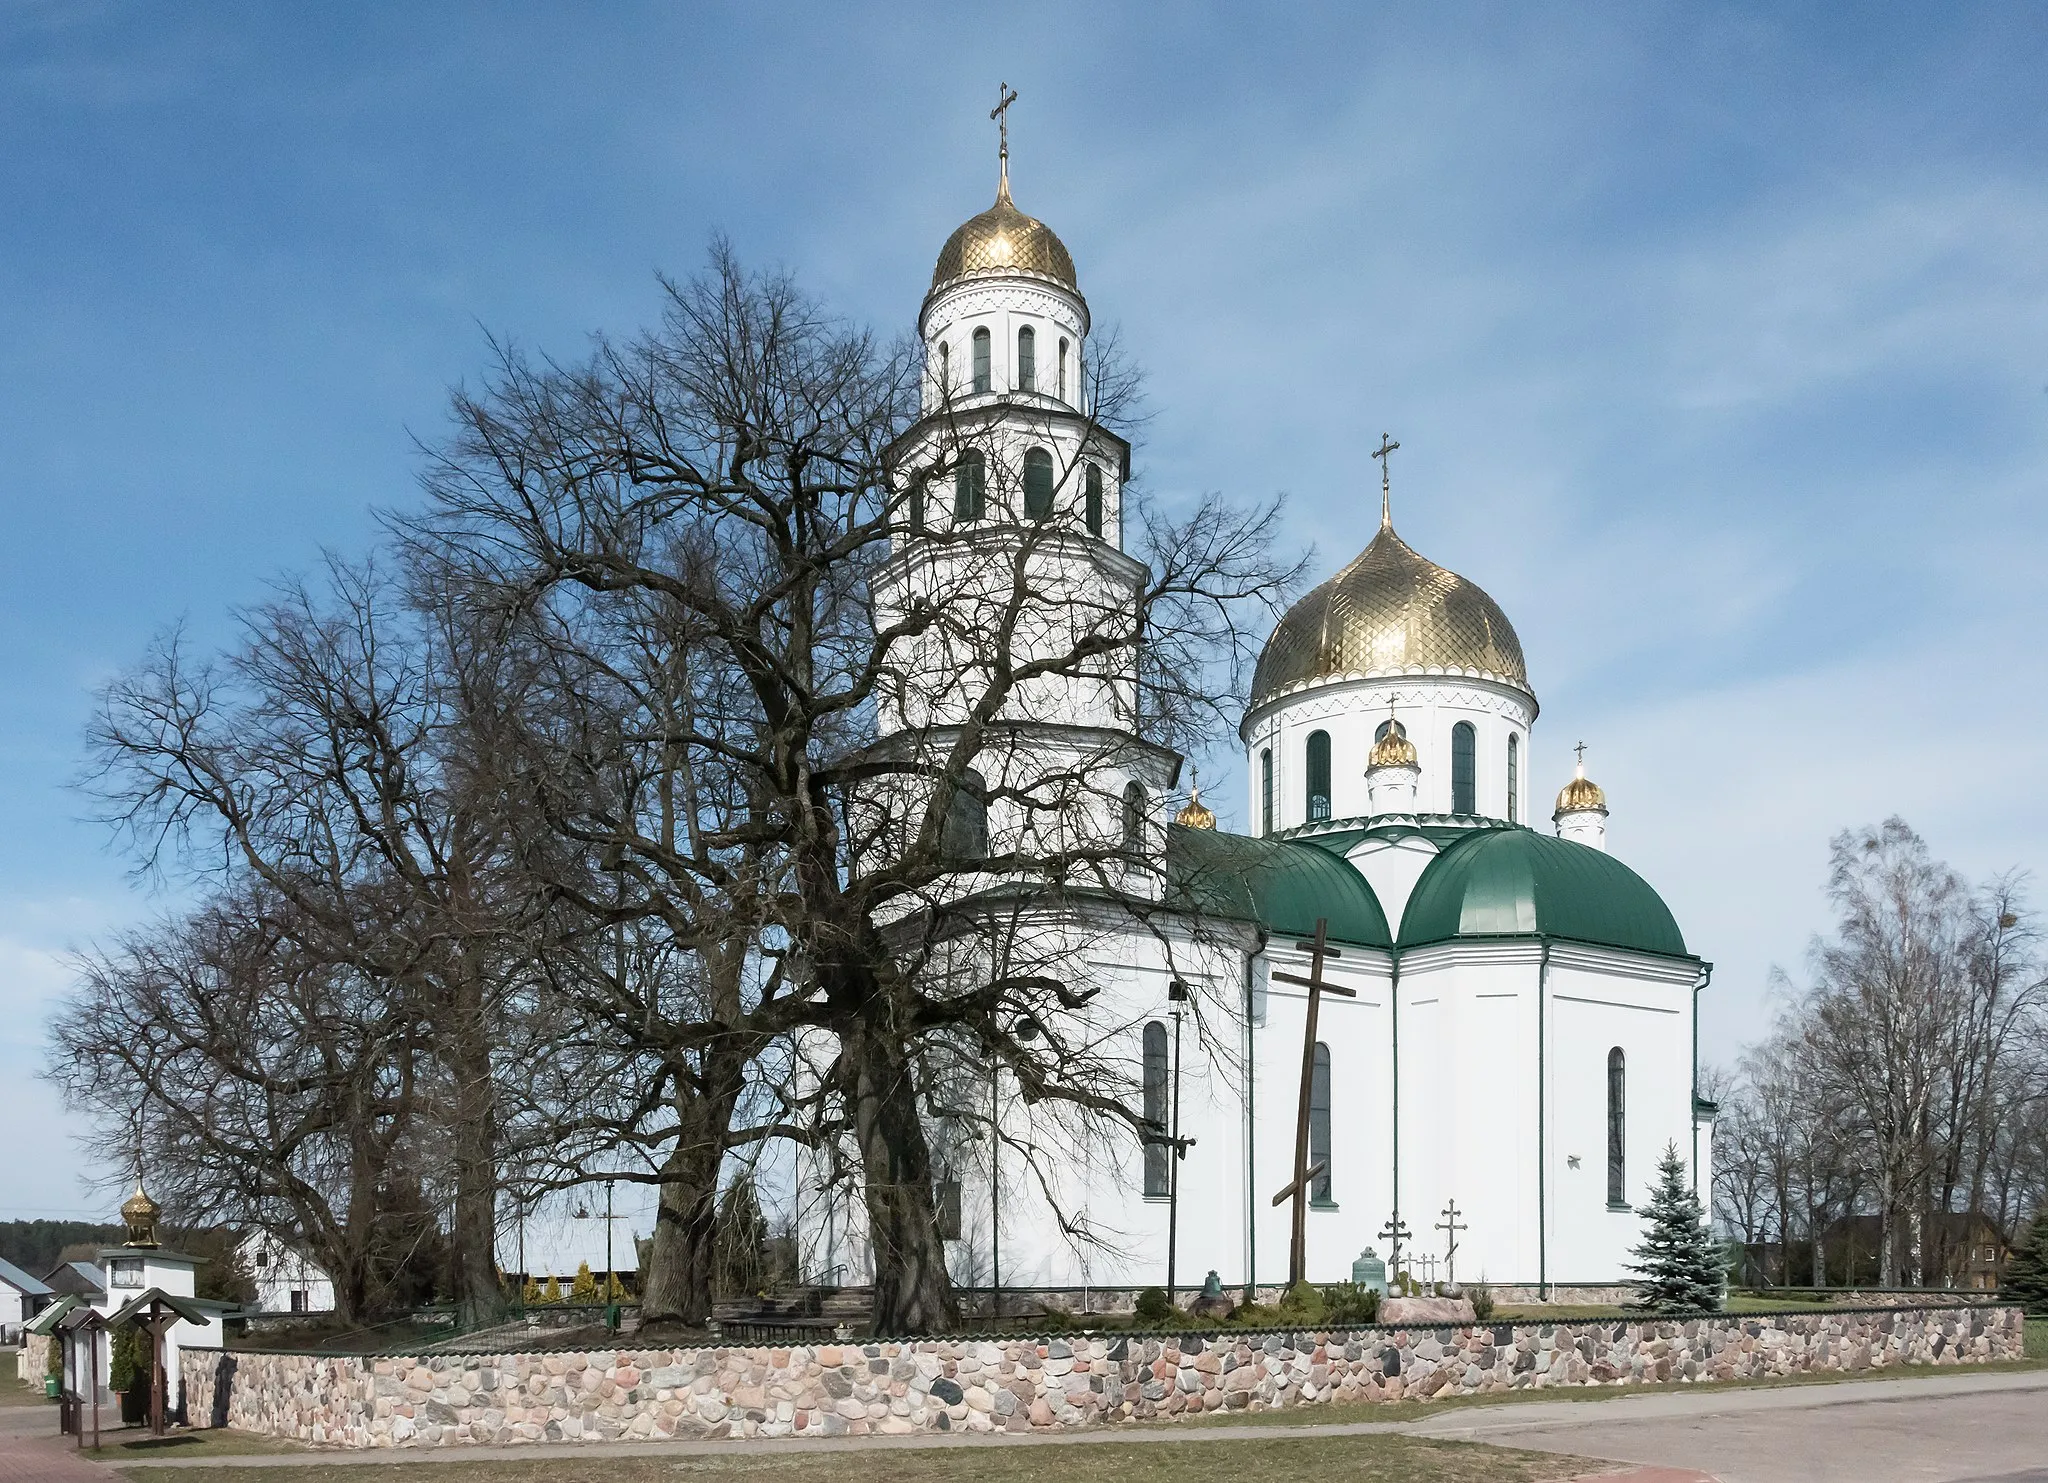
[[953, 449, 986, 520], [1023, 447, 1054, 520], [971, 326, 991, 393], [1451, 721, 1476, 814], [1306, 730, 1332, 821]]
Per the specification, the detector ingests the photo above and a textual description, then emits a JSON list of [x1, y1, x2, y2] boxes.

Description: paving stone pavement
[[0, 1406, 117, 1483]]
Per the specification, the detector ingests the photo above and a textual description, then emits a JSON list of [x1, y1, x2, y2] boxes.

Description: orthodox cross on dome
[[1372, 433, 1400, 528], [990, 82, 1020, 200], [1575, 739, 1588, 773]]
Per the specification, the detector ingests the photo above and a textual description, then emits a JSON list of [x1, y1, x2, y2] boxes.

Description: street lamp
[[573, 1177, 621, 1331], [1166, 980, 1189, 1309]]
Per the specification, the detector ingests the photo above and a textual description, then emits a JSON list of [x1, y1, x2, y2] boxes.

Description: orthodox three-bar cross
[[1268, 916, 1355, 1287], [1437, 1198, 1468, 1287], [991, 82, 1019, 189], [1372, 433, 1399, 526]]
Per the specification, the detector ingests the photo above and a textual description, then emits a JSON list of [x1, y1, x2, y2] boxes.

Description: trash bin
[[44, 1375, 59, 1399]]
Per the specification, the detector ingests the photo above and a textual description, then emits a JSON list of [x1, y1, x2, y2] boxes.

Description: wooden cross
[[1437, 1199, 1469, 1287], [991, 82, 1020, 193], [1268, 916, 1355, 1287], [1372, 433, 1399, 526]]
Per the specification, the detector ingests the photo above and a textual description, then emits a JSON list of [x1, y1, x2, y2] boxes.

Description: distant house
[[0, 1256, 53, 1344], [237, 1230, 335, 1315], [41, 1259, 107, 1302]]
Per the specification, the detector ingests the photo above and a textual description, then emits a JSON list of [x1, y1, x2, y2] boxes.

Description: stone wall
[[20, 1333, 51, 1387], [183, 1305, 2026, 1449]]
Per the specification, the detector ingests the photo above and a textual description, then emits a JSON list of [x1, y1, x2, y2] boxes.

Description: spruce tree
[[2004, 1210, 2048, 1316], [1626, 1141, 1723, 1314]]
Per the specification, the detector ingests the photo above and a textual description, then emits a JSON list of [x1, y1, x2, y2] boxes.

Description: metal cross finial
[[1575, 739, 1588, 772], [1372, 433, 1400, 528], [991, 82, 1020, 198]]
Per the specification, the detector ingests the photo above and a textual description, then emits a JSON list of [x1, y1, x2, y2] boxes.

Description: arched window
[[1260, 748, 1274, 836], [1023, 447, 1054, 521], [1058, 337, 1069, 401], [908, 474, 926, 533], [1451, 721, 1476, 814], [1507, 733, 1519, 823], [1306, 730, 1332, 821], [1606, 1047, 1627, 1207], [937, 340, 950, 392], [1017, 325, 1036, 392], [1121, 781, 1146, 852], [942, 768, 988, 862], [1310, 1042, 1332, 1202], [1142, 1021, 1169, 1197], [1084, 464, 1103, 536], [953, 449, 986, 521], [971, 327, 991, 394]]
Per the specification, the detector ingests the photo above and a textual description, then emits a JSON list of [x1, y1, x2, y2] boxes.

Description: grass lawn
[[119, 1434, 1593, 1483], [88, 1428, 308, 1461], [1, 1348, 52, 1407], [2027, 1318, 2047, 1360]]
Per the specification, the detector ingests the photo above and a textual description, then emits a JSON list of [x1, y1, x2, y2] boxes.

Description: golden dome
[[1250, 519, 1528, 709], [120, 1181, 162, 1248], [1368, 718, 1418, 770], [931, 181, 1078, 294], [1174, 786, 1216, 830], [1555, 762, 1608, 817]]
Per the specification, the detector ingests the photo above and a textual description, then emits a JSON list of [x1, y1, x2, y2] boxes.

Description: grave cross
[[1268, 916, 1356, 1287], [1379, 1211, 1413, 1285], [1437, 1199, 1469, 1287]]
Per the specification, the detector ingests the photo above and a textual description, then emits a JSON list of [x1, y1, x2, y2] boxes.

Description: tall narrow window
[[1507, 733, 1519, 823], [1023, 447, 1054, 520], [1451, 721, 1476, 814], [1306, 730, 1332, 821], [1121, 781, 1146, 853], [1606, 1047, 1627, 1207], [909, 475, 926, 533], [1084, 464, 1103, 536], [1017, 325, 1036, 392], [971, 327, 991, 393], [1058, 338, 1069, 401], [934, 1175, 963, 1241], [1259, 748, 1273, 835], [1142, 1021, 1169, 1197], [953, 449, 986, 520], [937, 340, 950, 393], [1310, 1042, 1332, 1202], [942, 769, 988, 861]]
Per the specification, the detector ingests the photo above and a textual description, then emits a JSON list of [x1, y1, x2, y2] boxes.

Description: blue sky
[[4, 2, 2046, 1219]]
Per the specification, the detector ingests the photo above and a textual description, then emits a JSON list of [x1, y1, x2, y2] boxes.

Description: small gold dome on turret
[[1174, 786, 1216, 830], [1554, 752, 1608, 818], [1369, 717, 1418, 770], [121, 1181, 162, 1248], [931, 180, 1079, 295]]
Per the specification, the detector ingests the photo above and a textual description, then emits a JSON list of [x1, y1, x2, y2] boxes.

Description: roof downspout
[[1538, 935, 1551, 1302], [1245, 928, 1267, 1306], [1389, 939, 1401, 1283], [1691, 961, 1713, 1197]]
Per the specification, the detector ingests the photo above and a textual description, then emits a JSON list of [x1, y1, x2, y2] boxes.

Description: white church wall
[[1244, 676, 1534, 833], [1542, 947, 1700, 1285], [1344, 833, 1440, 935]]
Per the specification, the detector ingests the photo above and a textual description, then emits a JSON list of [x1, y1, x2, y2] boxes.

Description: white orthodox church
[[802, 131, 1712, 1306]]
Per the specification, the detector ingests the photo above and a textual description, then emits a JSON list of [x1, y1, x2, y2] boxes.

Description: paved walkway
[[0, 1405, 117, 1483]]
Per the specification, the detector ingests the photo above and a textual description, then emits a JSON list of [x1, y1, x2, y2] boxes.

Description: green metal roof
[[1166, 824, 1392, 948], [1397, 827, 1690, 959]]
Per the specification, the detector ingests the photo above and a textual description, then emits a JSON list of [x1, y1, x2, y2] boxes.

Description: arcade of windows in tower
[[971, 327, 992, 393], [1017, 326, 1036, 392]]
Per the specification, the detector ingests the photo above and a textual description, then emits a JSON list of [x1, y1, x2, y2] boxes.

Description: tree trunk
[[444, 963, 504, 1325], [638, 1087, 735, 1327], [844, 1016, 954, 1335]]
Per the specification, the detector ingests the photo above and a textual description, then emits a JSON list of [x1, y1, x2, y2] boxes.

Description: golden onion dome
[[1554, 762, 1608, 817], [1368, 718, 1418, 770], [931, 180, 1079, 295], [120, 1181, 162, 1248], [1174, 786, 1217, 830], [1250, 519, 1528, 710]]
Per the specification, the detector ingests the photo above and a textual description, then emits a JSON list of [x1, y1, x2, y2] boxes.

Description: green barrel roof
[[1397, 828, 1689, 958], [1166, 824, 1392, 948]]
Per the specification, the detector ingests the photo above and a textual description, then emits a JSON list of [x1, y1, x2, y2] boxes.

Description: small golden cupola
[[1553, 742, 1610, 852], [1369, 717, 1418, 770], [121, 1179, 163, 1248], [1174, 784, 1217, 830]]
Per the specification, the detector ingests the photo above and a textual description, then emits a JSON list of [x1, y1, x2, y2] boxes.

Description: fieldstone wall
[[183, 1305, 2026, 1449], [20, 1333, 51, 1387]]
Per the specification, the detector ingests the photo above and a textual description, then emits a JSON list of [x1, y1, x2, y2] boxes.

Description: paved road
[[1414, 1370, 2048, 1483]]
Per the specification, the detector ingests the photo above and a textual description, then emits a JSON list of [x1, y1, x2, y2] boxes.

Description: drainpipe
[[1691, 961, 1714, 1196], [1243, 943, 1260, 1306], [1537, 936, 1552, 1302], [1389, 941, 1401, 1284]]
